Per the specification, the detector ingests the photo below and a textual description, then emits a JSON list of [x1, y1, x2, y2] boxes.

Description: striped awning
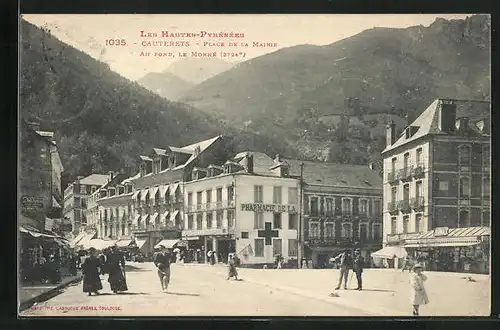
[[171, 183, 179, 194], [150, 186, 159, 197], [141, 214, 150, 224], [116, 239, 133, 248], [163, 211, 170, 222], [160, 185, 170, 196], [404, 226, 489, 248], [155, 239, 181, 249], [170, 210, 180, 221], [151, 212, 159, 224], [405, 241, 481, 248], [417, 226, 490, 239]]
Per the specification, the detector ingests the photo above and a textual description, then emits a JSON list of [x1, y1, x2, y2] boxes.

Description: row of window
[[390, 180, 424, 202], [187, 210, 235, 230], [248, 238, 298, 258], [307, 196, 382, 216], [187, 186, 235, 206], [309, 222, 382, 240], [391, 147, 424, 174]]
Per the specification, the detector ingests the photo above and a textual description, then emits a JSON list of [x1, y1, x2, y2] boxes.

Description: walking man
[[332, 249, 353, 290], [353, 248, 364, 290], [153, 245, 171, 292]]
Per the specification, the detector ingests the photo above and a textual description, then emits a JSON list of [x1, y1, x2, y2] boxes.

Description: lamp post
[[297, 162, 304, 269]]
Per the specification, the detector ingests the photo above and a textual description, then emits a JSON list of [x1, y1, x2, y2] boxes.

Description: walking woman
[[105, 245, 128, 293], [226, 253, 239, 280], [410, 263, 429, 316], [82, 248, 103, 296]]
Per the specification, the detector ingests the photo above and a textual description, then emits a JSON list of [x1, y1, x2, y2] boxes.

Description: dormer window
[[108, 188, 116, 197], [126, 184, 133, 194], [140, 163, 147, 177], [100, 189, 107, 199], [118, 186, 125, 195], [153, 158, 161, 174]]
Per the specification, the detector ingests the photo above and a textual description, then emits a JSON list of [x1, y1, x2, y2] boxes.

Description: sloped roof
[[285, 159, 382, 189], [383, 99, 490, 154], [122, 172, 140, 184], [169, 146, 193, 154], [181, 136, 221, 152], [101, 173, 129, 189], [79, 174, 109, 186], [152, 148, 167, 156], [235, 151, 278, 176]]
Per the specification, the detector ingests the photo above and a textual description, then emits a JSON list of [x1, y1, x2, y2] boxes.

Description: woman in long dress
[[410, 263, 429, 316], [82, 248, 103, 296], [226, 254, 239, 280], [105, 245, 128, 293]]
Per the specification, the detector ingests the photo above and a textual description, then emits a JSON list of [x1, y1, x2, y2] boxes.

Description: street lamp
[[297, 162, 304, 269]]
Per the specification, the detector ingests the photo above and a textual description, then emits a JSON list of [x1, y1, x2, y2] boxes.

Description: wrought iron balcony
[[388, 201, 399, 215], [398, 199, 412, 213], [387, 171, 399, 184], [399, 167, 413, 182], [410, 196, 425, 211], [412, 164, 425, 179]]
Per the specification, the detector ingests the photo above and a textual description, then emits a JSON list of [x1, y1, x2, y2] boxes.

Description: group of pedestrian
[[81, 245, 128, 296], [330, 248, 429, 316]]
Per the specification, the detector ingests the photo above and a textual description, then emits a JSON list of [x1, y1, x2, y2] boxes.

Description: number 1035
[[105, 39, 127, 46]]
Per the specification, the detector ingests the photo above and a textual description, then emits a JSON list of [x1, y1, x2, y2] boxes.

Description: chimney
[[194, 145, 201, 157], [247, 153, 254, 174], [386, 121, 396, 146], [108, 171, 114, 181], [438, 101, 457, 133], [274, 154, 281, 163]]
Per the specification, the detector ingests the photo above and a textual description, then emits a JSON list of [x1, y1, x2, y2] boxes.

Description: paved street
[[20, 262, 490, 317]]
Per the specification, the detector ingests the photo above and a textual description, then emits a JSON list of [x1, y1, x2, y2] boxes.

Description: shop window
[[272, 238, 282, 256], [273, 213, 282, 229], [288, 239, 298, 257], [254, 239, 264, 257], [288, 214, 297, 230]]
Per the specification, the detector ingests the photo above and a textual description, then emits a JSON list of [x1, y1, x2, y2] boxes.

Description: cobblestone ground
[[19, 262, 490, 317]]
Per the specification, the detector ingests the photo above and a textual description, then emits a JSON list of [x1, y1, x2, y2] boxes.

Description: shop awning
[[116, 239, 133, 248], [170, 210, 180, 221], [171, 183, 179, 194], [163, 211, 170, 222], [69, 231, 87, 247], [160, 185, 170, 197], [134, 239, 148, 251], [84, 239, 115, 250], [405, 241, 481, 248], [141, 214, 150, 224], [155, 239, 181, 249], [74, 231, 97, 249], [371, 246, 407, 259], [150, 186, 159, 197], [20, 225, 58, 239]]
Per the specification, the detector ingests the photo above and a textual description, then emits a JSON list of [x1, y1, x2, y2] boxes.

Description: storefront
[[404, 227, 490, 274]]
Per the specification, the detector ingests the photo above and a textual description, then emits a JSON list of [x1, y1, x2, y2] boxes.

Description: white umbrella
[[207, 250, 213, 257], [173, 248, 180, 253]]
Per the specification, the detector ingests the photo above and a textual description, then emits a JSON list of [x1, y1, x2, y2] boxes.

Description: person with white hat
[[410, 263, 429, 316]]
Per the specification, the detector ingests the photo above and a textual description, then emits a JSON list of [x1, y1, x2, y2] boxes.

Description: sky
[[22, 14, 472, 81]]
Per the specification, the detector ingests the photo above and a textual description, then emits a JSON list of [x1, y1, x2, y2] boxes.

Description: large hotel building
[[380, 98, 490, 273]]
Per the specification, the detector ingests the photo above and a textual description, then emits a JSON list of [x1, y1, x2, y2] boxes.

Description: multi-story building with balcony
[[183, 152, 300, 266], [381, 99, 490, 271], [63, 173, 109, 237], [128, 135, 228, 256], [287, 160, 383, 268]]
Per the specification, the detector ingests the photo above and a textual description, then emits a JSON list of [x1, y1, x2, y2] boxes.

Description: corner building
[[183, 152, 299, 266]]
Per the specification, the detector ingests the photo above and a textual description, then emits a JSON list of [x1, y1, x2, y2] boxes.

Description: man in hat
[[332, 249, 353, 290], [352, 248, 364, 290], [153, 245, 171, 292]]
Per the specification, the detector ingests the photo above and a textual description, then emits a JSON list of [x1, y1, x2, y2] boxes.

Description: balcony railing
[[399, 167, 412, 182], [410, 196, 425, 211], [412, 164, 425, 178], [398, 199, 411, 213], [388, 201, 399, 215], [182, 227, 235, 237], [185, 200, 236, 213], [388, 171, 399, 184]]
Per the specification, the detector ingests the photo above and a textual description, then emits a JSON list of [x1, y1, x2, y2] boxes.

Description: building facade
[[381, 98, 490, 272], [63, 173, 109, 237], [20, 121, 65, 231], [183, 152, 300, 266], [286, 160, 383, 268]]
